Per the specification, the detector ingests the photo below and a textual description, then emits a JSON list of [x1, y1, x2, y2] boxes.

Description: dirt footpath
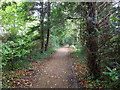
[[31, 47, 77, 88]]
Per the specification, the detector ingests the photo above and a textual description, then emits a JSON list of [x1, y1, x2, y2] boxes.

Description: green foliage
[[98, 9, 120, 88], [2, 35, 35, 70], [103, 67, 119, 81], [0, 1, 37, 70], [30, 45, 56, 62], [102, 65, 120, 88], [87, 65, 120, 88], [71, 46, 87, 65], [1, 1, 120, 88]]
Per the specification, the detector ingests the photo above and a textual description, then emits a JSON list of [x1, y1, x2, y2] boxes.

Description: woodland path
[[31, 46, 77, 88]]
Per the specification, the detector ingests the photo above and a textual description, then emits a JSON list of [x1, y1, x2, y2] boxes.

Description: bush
[[2, 35, 35, 70]]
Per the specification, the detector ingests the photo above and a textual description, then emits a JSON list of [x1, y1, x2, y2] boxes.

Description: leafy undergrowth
[[72, 50, 120, 89], [2, 49, 55, 88], [72, 50, 104, 88]]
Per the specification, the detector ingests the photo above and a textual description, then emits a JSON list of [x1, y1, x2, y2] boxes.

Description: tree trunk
[[40, 2, 44, 53], [86, 2, 100, 79], [45, 2, 50, 51]]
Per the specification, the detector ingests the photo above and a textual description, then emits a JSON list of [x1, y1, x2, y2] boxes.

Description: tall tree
[[45, 1, 51, 51], [40, 2, 45, 53], [86, 2, 100, 78]]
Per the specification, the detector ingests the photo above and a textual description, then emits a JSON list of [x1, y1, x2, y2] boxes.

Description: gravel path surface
[[31, 47, 77, 88]]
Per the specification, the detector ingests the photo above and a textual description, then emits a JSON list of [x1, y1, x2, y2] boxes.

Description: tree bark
[[40, 2, 44, 53], [86, 2, 100, 79], [45, 2, 50, 51]]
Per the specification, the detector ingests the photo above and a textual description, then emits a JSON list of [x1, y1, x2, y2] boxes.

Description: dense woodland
[[0, 0, 120, 88]]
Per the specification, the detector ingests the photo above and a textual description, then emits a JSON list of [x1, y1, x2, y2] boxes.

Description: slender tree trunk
[[40, 2, 44, 53], [86, 2, 100, 79], [45, 2, 50, 51]]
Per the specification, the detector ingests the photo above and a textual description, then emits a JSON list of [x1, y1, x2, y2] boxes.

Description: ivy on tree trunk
[[86, 2, 100, 79]]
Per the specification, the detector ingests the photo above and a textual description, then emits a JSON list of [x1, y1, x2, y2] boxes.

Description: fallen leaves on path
[[2, 47, 78, 88], [2, 62, 41, 88]]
